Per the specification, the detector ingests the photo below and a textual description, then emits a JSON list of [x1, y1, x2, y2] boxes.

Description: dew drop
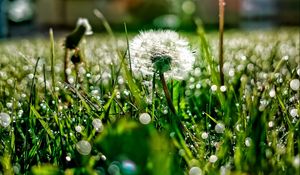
[[211, 85, 218, 92], [92, 118, 104, 132], [76, 140, 91, 155], [139, 113, 151, 125], [209, 155, 218, 163], [201, 132, 208, 139], [189, 166, 202, 175], [0, 112, 11, 127], [290, 79, 300, 91], [215, 123, 225, 133], [245, 137, 252, 147]]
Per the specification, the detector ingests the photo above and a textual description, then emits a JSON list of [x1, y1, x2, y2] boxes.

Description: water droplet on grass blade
[[139, 113, 151, 125], [0, 112, 11, 127], [201, 132, 208, 139], [245, 137, 252, 147], [290, 79, 300, 91], [92, 118, 104, 132], [121, 160, 137, 175], [215, 123, 225, 133], [209, 155, 218, 163], [189, 166, 202, 175], [76, 140, 91, 155]]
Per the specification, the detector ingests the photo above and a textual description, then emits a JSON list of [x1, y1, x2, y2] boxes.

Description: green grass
[[0, 27, 299, 175]]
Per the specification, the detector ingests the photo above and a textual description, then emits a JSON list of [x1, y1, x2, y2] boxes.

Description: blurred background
[[0, 0, 299, 38]]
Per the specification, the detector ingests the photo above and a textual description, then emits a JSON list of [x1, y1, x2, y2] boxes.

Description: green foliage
[[0, 27, 299, 175]]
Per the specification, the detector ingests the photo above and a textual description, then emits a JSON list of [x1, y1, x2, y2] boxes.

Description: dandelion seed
[[0, 112, 11, 127], [139, 113, 151, 125], [290, 79, 300, 91], [129, 30, 195, 80], [209, 155, 218, 163], [76, 140, 91, 155], [189, 167, 202, 175]]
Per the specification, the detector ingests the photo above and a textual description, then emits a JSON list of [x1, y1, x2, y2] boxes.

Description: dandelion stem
[[159, 73, 176, 115], [219, 0, 225, 85]]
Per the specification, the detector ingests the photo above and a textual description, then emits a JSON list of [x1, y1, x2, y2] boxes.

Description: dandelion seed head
[[76, 18, 93, 35], [129, 30, 195, 80]]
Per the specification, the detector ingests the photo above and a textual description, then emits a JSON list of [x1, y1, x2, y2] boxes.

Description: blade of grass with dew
[[49, 28, 56, 90], [30, 105, 55, 139]]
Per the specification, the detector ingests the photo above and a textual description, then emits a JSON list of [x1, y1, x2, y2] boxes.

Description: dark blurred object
[[0, 0, 8, 38], [33, 0, 300, 32], [277, 0, 300, 25], [95, 120, 184, 175], [195, 0, 240, 27]]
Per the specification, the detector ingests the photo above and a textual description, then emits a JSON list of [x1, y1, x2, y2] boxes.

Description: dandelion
[[129, 30, 195, 80], [129, 30, 195, 115]]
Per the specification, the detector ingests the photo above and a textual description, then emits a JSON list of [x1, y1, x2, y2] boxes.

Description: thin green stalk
[[159, 73, 176, 115], [49, 28, 55, 89]]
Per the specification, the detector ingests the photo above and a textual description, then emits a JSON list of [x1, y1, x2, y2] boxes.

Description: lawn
[[0, 26, 299, 175]]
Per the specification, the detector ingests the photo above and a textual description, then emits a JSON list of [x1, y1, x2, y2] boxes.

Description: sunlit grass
[[0, 27, 299, 175]]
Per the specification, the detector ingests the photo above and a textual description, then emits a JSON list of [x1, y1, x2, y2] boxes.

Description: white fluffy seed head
[[77, 18, 93, 35], [129, 30, 195, 80]]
